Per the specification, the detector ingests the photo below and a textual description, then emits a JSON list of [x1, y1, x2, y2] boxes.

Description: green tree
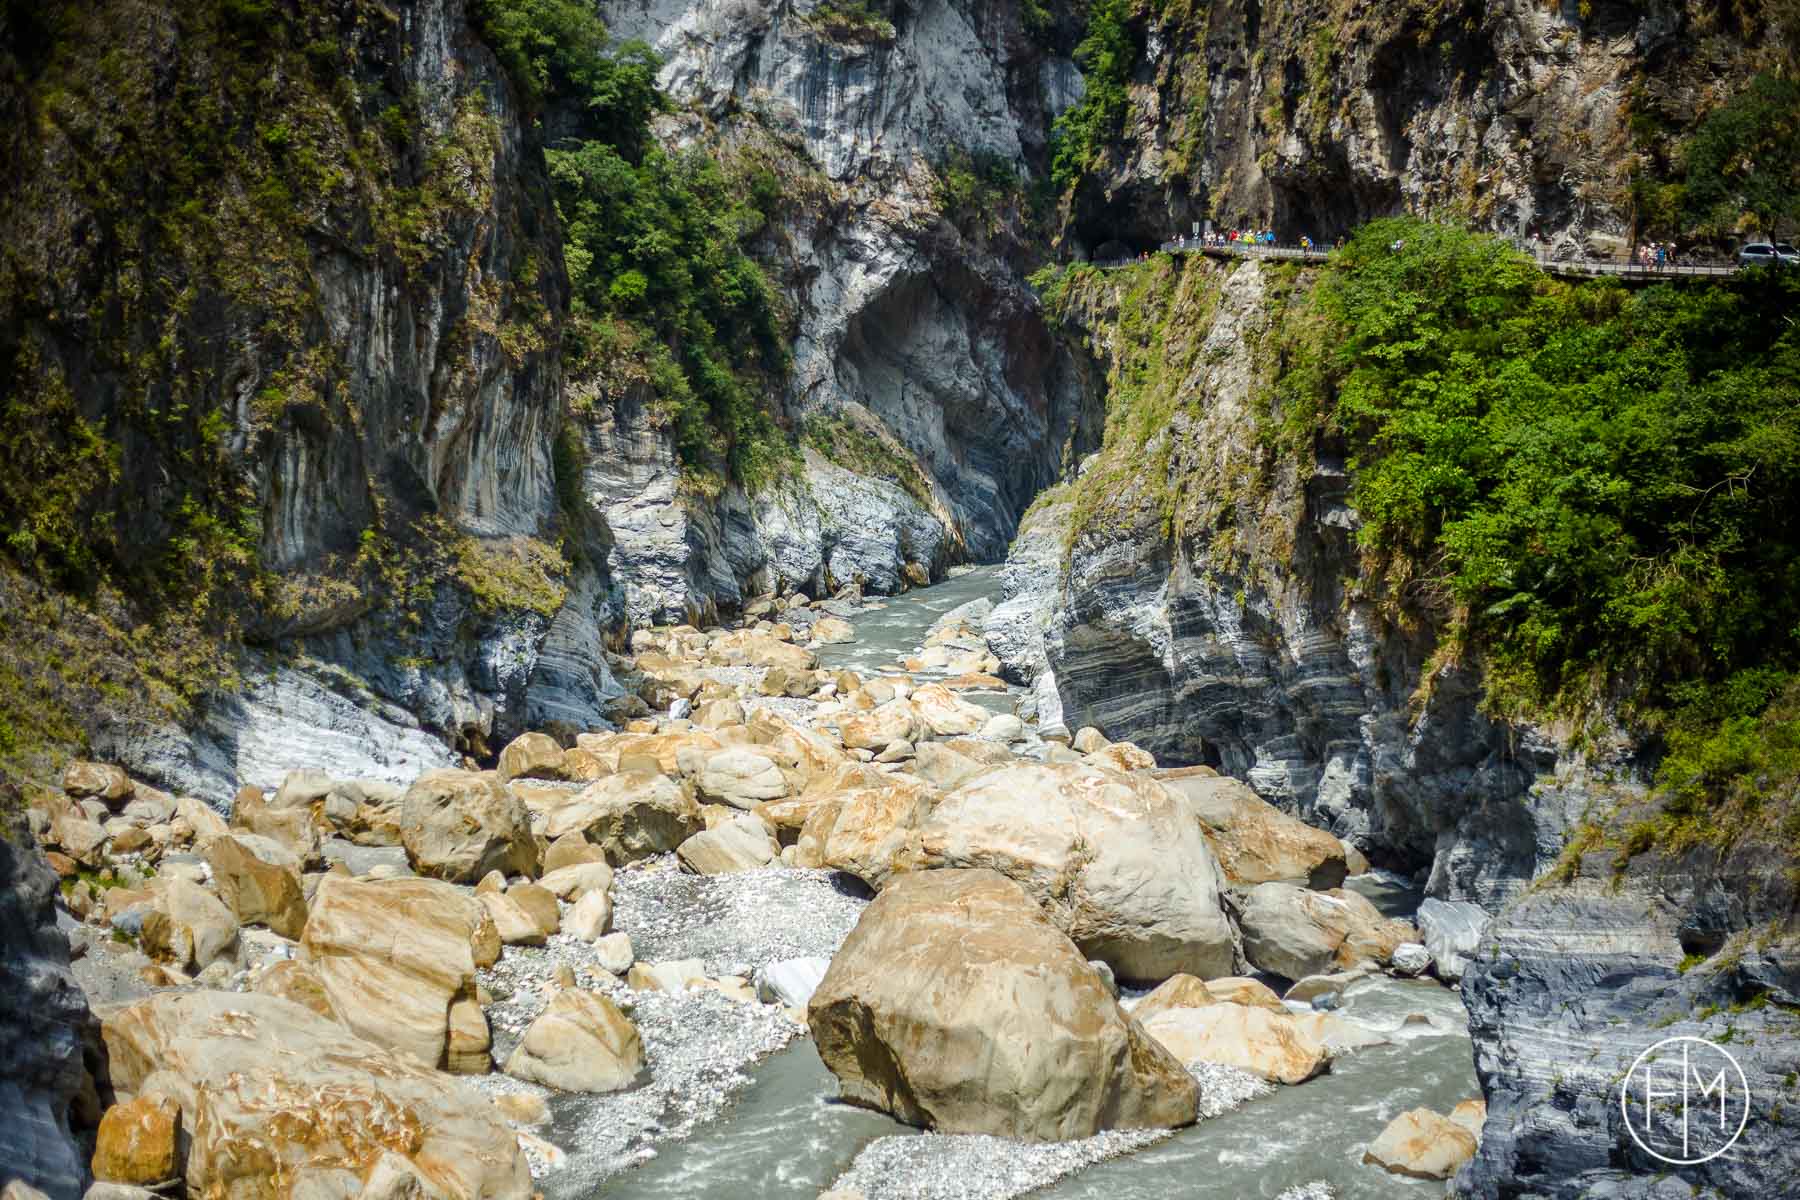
[[1049, 0, 1137, 190], [1682, 72, 1800, 239]]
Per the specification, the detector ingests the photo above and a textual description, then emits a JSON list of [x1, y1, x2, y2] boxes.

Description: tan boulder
[[46, 797, 108, 867], [1139, 1004, 1331, 1085], [1157, 773, 1347, 890], [479, 891, 548, 946], [940, 672, 1009, 691], [100, 990, 528, 1198], [811, 615, 856, 644], [508, 881, 561, 936], [1197, 976, 1288, 1013], [820, 782, 936, 887], [908, 762, 1234, 983], [541, 772, 702, 863], [809, 869, 1197, 1140], [694, 747, 789, 809], [565, 888, 613, 940], [1071, 727, 1110, 753], [141, 880, 239, 973], [63, 760, 134, 807], [906, 684, 989, 738], [497, 731, 568, 783], [250, 959, 334, 1019], [91, 1094, 180, 1185], [691, 698, 745, 729], [1130, 974, 1218, 1023], [399, 769, 538, 883], [757, 793, 838, 844], [203, 834, 308, 939], [839, 702, 919, 751], [677, 815, 780, 874], [704, 631, 818, 672], [504, 989, 644, 1093], [543, 829, 607, 873], [1237, 882, 1417, 979], [1085, 741, 1156, 771], [759, 666, 816, 698], [910, 741, 987, 789], [1362, 1107, 1479, 1180], [536, 860, 614, 901], [229, 789, 323, 869], [299, 876, 491, 1070], [173, 795, 229, 843]]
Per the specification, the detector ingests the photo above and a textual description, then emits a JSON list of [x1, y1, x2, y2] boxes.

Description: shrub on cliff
[[1291, 217, 1800, 842]]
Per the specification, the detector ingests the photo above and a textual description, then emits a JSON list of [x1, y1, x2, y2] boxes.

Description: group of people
[[1635, 241, 1673, 269], [1163, 228, 1342, 254]]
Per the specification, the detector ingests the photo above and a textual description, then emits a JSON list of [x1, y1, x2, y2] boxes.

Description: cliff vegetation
[[1036, 218, 1800, 850]]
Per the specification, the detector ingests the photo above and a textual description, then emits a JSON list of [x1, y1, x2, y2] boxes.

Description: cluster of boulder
[[13, 595, 1488, 1199]]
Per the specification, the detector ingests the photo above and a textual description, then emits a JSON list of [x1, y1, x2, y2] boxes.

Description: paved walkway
[[1085, 240, 1741, 281]]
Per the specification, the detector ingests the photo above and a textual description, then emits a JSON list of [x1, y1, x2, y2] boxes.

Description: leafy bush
[[1285, 217, 1800, 841], [1681, 72, 1800, 239], [933, 146, 1022, 236], [1049, 0, 1137, 190], [802, 0, 897, 43], [476, 0, 792, 491]]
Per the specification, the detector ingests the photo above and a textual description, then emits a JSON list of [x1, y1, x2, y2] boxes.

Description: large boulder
[[229, 790, 323, 869], [1236, 882, 1417, 980], [838, 702, 919, 751], [1138, 1004, 1331, 1085], [62, 761, 133, 807], [817, 783, 936, 886], [906, 685, 989, 738], [676, 816, 779, 874], [100, 990, 528, 1198], [1362, 1107, 1478, 1180], [140, 880, 238, 974], [503, 989, 643, 1093], [808, 869, 1198, 1140], [495, 732, 568, 783], [1156, 773, 1347, 889], [202, 834, 307, 939], [1416, 897, 1489, 982], [540, 773, 701, 864], [299, 876, 493, 1071], [399, 770, 537, 883], [693, 747, 789, 809], [907, 763, 1234, 982], [1130, 974, 1218, 1022]]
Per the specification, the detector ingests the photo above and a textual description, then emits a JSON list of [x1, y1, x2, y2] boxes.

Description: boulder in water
[[808, 868, 1198, 1140]]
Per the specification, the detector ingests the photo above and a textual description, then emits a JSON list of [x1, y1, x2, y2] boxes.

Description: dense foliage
[[1049, 0, 1136, 190], [1286, 218, 1800, 841], [472, 0, 792, 490], [1679, 71, 1800, 240]]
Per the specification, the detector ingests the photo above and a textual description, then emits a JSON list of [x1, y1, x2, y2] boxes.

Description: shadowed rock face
[[1459, 839, 1800, 1199], [0, 801, 100, 1200]]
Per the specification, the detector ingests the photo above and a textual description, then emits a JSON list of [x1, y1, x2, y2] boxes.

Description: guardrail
[[1078, 239, 1751, 281]]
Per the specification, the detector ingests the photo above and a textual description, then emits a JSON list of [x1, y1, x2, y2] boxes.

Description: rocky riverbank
[[5, 574, 1487, 1200]]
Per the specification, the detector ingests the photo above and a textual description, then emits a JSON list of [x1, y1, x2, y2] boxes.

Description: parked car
[[1737, 242, 1798, 268]]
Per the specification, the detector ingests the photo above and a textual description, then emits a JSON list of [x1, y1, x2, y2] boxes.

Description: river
[[582, 566, 1479, 1200]]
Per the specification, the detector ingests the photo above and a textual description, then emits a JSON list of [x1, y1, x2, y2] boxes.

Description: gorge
[[2, 0, 1799, 1198]]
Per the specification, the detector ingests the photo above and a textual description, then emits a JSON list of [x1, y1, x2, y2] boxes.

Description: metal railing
[[1077, 238, 1753, 281]]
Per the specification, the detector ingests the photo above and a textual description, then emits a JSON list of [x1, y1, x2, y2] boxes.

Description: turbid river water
[[586, 566, 1480, 1200]]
